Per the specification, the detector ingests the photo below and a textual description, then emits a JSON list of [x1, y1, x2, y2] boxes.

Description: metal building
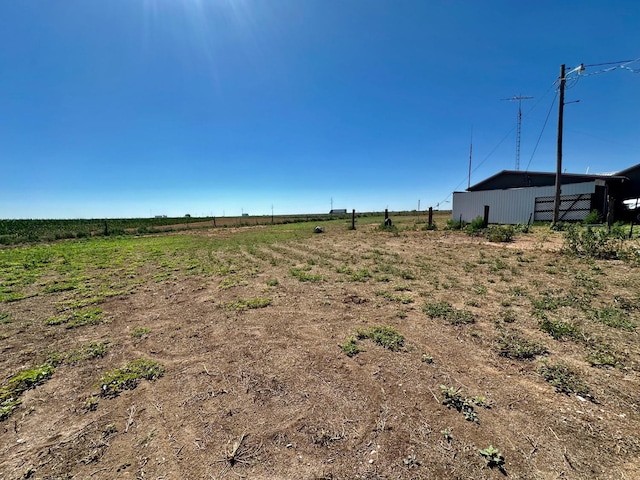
[[452, 165, 640, 224]]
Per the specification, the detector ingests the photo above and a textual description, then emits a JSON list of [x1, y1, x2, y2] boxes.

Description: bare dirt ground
[[1, 221, 639, 479]]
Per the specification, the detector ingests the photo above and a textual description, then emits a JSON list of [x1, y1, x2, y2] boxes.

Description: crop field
[[0, 212, 366, 245], [1, 213, 639, 479]]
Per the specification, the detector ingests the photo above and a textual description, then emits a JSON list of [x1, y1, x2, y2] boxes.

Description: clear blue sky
[[1, 1, 639, 219]]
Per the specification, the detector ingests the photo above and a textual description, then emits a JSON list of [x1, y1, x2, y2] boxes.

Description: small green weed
[[479, 445, 505, 469], [340, 337, 365, 357], [0, 312, 10, 324], [131, 327, 151, 338], [538, 362, 590, 396], [440, 385, 478, 423], [266, 278, 279, 287], [421, 353, 434, 364], [500, 310, 517, 323], [99, 358, 165, 397]]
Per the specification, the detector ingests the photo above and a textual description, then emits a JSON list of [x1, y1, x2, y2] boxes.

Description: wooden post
[[483, 205, 490, 228], [213, 216, 216, 227], [351, 209, 356, 230], [428, 207, 433, 227], [384, 209, 389, 221], [606, 196, 614, 231]]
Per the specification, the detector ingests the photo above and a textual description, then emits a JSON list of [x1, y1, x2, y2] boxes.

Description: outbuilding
[[452, 164, 640, 224]]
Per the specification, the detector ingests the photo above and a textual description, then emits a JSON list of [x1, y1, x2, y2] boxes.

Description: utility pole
[[552, 65, 566, 225], [467, 126, 473, 189]]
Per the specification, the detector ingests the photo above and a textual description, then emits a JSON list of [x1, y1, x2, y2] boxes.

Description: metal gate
[[534, 193, 592, 222]]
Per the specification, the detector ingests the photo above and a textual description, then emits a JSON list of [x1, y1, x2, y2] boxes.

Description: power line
[[583, 59, 637, 67], [525, 91, 558, 172]]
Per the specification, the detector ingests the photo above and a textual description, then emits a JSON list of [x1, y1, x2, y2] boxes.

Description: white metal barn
[[453, 181, 601, 224], [451, 167, 638, 225]]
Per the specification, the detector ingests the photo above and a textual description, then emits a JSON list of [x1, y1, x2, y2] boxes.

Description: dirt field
[[1, 217, 639, 479]]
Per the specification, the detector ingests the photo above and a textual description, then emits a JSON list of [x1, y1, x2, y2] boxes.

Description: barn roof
[[467, 169, 628, 192]]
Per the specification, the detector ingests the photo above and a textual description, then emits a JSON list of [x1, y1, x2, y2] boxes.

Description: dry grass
[[1, 213, 640, 479]]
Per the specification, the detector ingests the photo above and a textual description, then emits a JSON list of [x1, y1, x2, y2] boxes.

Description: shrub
[[583, 210, 603, 225], [445, 219, 467, 230], [486, 225, 515, 243], [466, 216, 486, 234], [563, 225, 625, 259]]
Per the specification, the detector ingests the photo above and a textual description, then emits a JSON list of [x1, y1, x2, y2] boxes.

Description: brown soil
[[1, 223, 639, 479]]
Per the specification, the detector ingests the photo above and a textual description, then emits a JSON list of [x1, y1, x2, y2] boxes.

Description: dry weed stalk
[[215, 433, 262, 478]]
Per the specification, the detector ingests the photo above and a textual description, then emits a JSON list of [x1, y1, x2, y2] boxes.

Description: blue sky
[[1, 0, 639, 219]]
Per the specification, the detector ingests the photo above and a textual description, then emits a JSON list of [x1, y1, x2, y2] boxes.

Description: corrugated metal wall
[[452, 182, 596, 224]]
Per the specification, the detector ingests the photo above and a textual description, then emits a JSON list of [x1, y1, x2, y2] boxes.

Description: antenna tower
[[502, 94, 533, 170]]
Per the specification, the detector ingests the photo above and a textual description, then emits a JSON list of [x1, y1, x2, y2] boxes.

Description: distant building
[[453, 164, 640, 224], [242, 213, 249, 217], [329, 209, 347, 214]]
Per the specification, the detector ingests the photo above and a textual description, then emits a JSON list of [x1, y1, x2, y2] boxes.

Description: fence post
[[483, 205, 490, 228], [351, 209, 356, 230], [428, 207, 433, 227]]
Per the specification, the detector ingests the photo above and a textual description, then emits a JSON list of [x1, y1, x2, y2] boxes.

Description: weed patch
[[538, 315, 580, 340], [227, 297, 272, 310], [590, 306, 636, 330], [497, 332, 547, 360], [355, 326, 405, 352], [564, 225, 626, 259], [486, 225, 515, 243], [289, 267, 323, 282], [46, 307, 104, 329], [340, 337, 365, 357], [585, 344, 625, 368], [439, 385, 485, 423], [131, 327, 151, 338], [1, 363, 55, 421], [219, 276, 249, 290], [375, 290, 414, 304], [99, 358, 165, 398], [538, 362, 590, 396], [48, 341, 109, 366], [423, 301, 474, 325]]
